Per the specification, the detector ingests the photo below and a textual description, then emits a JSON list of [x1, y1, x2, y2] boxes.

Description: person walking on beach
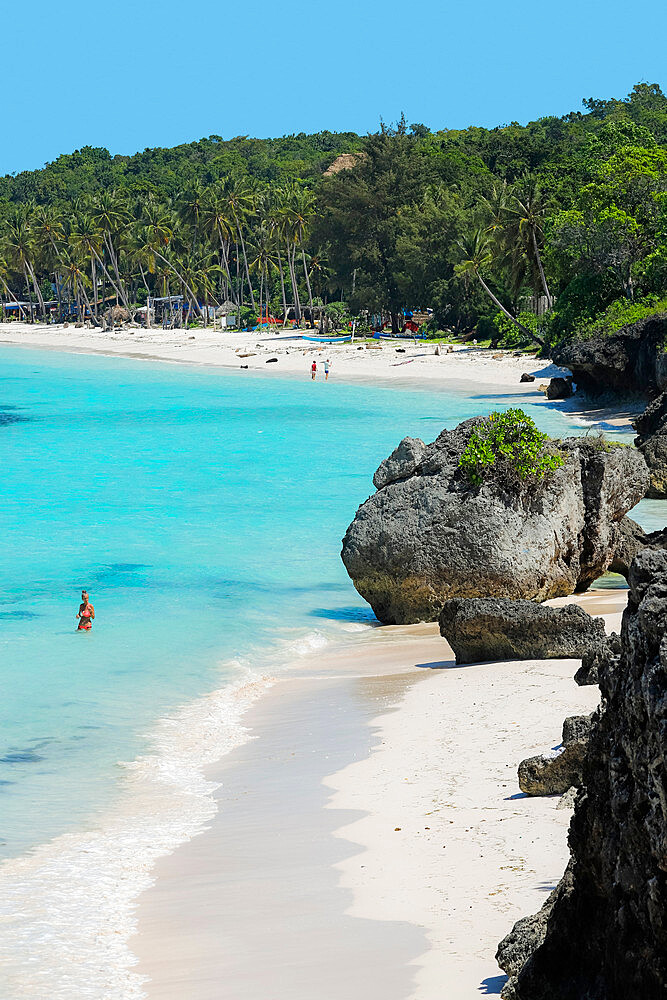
[[311, 360, 317, 380], [324, 359, 331, 380], [76, 590, 95, 631]]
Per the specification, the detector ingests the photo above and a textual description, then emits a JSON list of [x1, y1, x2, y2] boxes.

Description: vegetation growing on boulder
[[458, 409, 564, 486]]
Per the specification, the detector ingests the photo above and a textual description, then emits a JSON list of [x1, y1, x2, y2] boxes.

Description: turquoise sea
[[0, 346, 663, 996]]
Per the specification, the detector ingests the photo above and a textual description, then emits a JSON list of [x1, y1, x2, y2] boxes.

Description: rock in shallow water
[[341, 418, 648, 624], [438, 598, 606, 665]]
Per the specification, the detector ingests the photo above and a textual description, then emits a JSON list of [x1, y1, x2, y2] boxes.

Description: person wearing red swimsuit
[[76, 590, 95, 631]]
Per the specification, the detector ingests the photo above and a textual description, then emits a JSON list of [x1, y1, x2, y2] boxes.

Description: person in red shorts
[[76, 590, 95, 631]]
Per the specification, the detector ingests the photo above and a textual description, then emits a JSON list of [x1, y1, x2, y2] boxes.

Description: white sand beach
[[0, 321, 567, 391], [132, 591, 623, 999]]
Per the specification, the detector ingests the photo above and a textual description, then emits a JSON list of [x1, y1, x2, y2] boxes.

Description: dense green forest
[[1, 82, 665, 344]]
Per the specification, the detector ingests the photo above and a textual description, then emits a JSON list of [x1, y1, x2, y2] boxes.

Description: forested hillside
[[1, 83, 665, 342]]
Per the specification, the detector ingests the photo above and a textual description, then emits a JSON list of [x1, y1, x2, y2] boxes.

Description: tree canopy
[[0, 83, 665, 339]]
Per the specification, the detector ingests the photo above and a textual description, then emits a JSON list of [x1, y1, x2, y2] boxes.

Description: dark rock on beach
[[520, 372, 535, 383], [518, 739, 589, 797], [341, 418, 648, 624], [545, 376, 573, 400], [552, 313, 667, 396], [498, 548, 667, 1000], [438, 599, 605, 665]]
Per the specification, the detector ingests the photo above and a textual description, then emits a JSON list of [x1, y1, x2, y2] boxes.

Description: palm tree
[[455, 230, 543, 346], [505, 177, 554, 309], [221, 177, 257, 312], [90, 191, 132, 312]]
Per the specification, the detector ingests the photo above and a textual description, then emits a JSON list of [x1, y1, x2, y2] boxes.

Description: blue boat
[[301, 334, 352, 344]]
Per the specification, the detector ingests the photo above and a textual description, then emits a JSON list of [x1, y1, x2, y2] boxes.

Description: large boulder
[[518, 740, 588, 796], [498, 549, 667, 999], [552, 313, 667, 396], [546, 376, 573, 400], [438, 599, 605, 665], [341, 419, 648, 624], [633, 391, 667, 497]]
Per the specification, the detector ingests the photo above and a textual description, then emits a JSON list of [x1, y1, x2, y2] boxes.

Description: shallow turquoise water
[[0, 347, 659, 861]]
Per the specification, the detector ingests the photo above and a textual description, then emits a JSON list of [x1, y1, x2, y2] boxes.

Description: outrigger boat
[[301, 334, 352, 344]]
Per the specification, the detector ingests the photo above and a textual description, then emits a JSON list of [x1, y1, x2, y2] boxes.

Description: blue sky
[[3, 0, 665, 175]]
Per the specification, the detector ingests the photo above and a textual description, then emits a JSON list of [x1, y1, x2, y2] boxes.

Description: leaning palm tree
[[455, 229, 543, 346]]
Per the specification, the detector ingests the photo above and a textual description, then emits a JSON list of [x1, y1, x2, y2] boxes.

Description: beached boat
[[301, 334, 352, 344], [373, 331, 428, 340]]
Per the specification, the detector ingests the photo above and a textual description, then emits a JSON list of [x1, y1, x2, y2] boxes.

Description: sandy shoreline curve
[[132, 591, 623, 1000]]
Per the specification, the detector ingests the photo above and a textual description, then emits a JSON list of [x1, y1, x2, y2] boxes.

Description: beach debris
[[266, 357, 278, 363], [342, 418, 648, 624], [520, 372, 536, 382], [438, 598, 606, 665], [238, 352, 256, 358]]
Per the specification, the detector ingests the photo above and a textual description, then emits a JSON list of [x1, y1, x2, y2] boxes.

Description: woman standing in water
[[76, 590, 95, 631]]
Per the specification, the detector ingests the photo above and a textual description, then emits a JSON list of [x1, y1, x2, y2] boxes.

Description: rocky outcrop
[[518, 740, 588, 796], [498, 548, 667, 999], [552, 313, 667, 396], [546, 376, 573, 400], [341, 419, 648, 624], [608, 515, 647, 576], [561, 713, 593, 744], [520, 373, 535, 383], [575, 632, 621, 685], [609, 516, 667, 577], [633, 390, 667, 497], [438, 599, 605, 665]]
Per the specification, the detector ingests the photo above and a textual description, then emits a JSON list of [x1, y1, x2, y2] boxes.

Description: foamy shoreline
[[132, 592, 624, 1000]]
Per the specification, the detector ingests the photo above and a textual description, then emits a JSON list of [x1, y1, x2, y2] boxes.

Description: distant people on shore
[[324, 359, 331, 380], [311, 361, 317, 380], [76, 590, 95, 631]]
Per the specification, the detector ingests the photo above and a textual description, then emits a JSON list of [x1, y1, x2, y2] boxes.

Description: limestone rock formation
[[518, 740, 588, 796], [633, 390, 667, 497], [438, 599, 605, 665], [341, 419, 648, 624], [546, 376, 573, 400], [575, 632, 622, 686], [552, 313, 667, 395], [561, 713, 593, 745], [498, 548, 667, 999]]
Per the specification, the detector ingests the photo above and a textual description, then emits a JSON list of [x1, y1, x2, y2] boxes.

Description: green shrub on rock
[[458, 409, 564, 486]]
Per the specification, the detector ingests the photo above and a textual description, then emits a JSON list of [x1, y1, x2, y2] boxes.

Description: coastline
[[0, 323, 642, 435], [0, 321, 565, 389], [0, 337, 644, 999], [132, 591, 622, 999]]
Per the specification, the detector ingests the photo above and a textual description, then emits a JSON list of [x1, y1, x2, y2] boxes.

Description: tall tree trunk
[[234, 218, 256, 312], [301, 249, 314, 326], [277, 248, 288, 326], [531, 227, 553, 310], [477, 272, 543, 346]]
